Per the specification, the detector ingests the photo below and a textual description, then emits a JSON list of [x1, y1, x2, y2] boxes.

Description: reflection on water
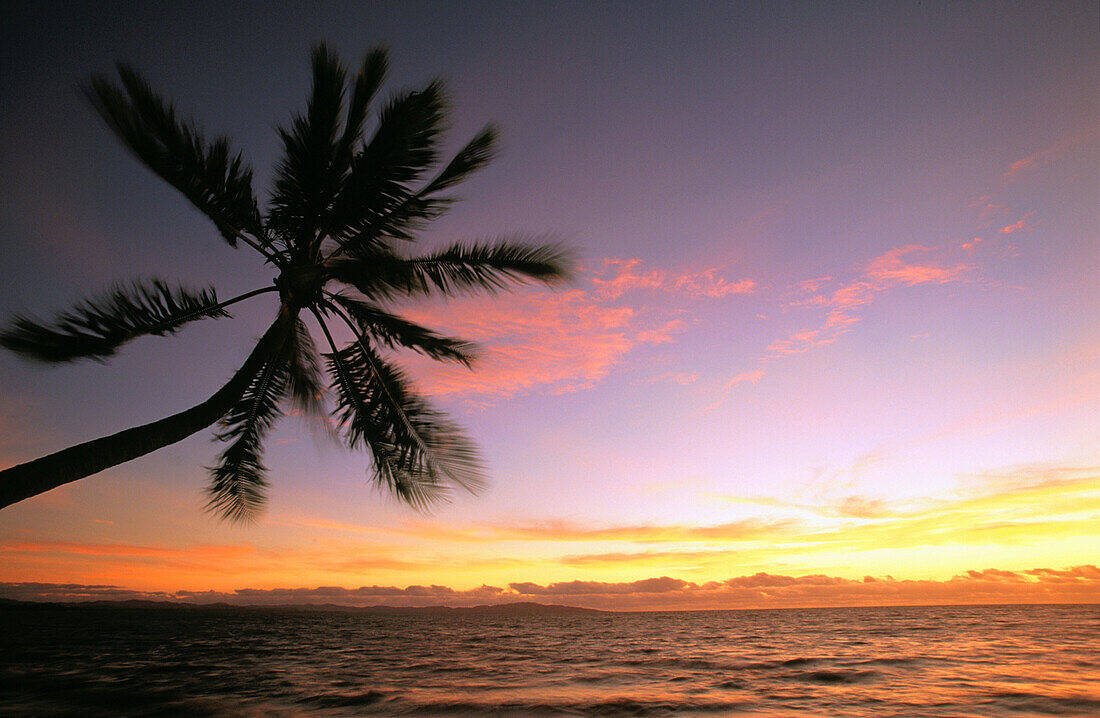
[[1, 603, 1098, 716]]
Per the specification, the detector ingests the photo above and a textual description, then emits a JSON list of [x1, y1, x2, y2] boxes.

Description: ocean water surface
[[1, 602, 1097, 716]]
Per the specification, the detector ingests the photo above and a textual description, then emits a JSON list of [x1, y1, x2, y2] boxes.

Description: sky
[[0, 1, 1097, 610]]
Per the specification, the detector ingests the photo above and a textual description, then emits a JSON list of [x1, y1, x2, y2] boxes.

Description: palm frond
[[206, 333, 292, 522], [323, 247, 413, 300], [268, 43, 348, 254], [84, 66, 265, 248], [327, 239, 571, 298], [337, 47, 389, 167], [325, 294, 476, 365], [406, 239, 572, 291], [0, 280, 228, 363], [285, 317, 325, 414], [325, 83, 447, 246], [422, 124, 498, 195], [325, 125, 497, 259], [323, 333, 484, 509], [333, 195, 453, 254]]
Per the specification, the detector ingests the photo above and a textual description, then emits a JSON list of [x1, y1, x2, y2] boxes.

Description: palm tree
[[0, 44, 569, 521]]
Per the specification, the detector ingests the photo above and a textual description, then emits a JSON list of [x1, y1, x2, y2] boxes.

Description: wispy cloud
[[276, 463, 1098, 570], [967, 196, 1006, 224], [371, 516, 797, 546], [702, 369, 766, 411], [748, 145, 1076, 376], [768, 244, 973, 357], [1000, 131, 1097, 182], [998, 211, 1038, 235], [590, 259, 755, 300], [1003, 143, 1071, 181], [0, 540, 254, 560]]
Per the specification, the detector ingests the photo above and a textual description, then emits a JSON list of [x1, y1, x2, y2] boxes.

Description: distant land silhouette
[[0, 598, 605, 615]]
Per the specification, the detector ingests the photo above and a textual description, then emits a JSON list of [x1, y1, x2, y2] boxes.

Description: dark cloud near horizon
[[4, 566, 1096, 610]]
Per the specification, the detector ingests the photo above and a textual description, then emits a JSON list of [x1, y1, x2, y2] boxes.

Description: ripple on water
[[794, 669, 881, 684], [1, 603, 1097, 718]]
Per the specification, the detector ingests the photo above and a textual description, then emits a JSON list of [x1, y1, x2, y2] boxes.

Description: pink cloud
[[863, 245, 971, 286], [399, 289, 646, 399], [1005, 157, 1034, 177], [797, 276, 833, 293], [589, 258, 666, 299], [672, 268, 756, 297], [634, 319, 687, 344], [967, 196, 1005, 222], [703, 369, 766, 410], [1003, 131, 1099, 182], [1003, 145, 1065, 180], [589, 258, 755, 300], [720, 369, 765, 391], [768, 245, 972, 359], [767, 329, 839, 356], [647, 372, 700, 386], [830, 280, 876, 308], [398, 257, 753, 401], [789, 294, 828, 307]]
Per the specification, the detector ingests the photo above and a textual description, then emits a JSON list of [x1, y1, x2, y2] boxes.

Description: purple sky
[[1, 1, 1097, 607]]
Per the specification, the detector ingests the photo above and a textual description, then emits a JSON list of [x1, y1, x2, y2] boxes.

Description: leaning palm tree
[[0, 44, 569, 520]]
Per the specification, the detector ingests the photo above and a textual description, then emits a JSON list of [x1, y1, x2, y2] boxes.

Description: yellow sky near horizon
[[2, 461, 1096, 609]]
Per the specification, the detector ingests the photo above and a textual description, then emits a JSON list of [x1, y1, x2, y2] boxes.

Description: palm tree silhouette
[[0, 45, 569, 520]]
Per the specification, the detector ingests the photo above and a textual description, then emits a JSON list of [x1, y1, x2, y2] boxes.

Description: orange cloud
[[0, 539, 265, 589], [0, 540, 254, 560], [999, 211, 1038, 234]]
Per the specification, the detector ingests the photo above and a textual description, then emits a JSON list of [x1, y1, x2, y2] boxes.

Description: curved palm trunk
[[0, 310, 294, 510]]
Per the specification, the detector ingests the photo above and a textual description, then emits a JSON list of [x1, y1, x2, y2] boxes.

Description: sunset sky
[[1, 1, 1097, 610]]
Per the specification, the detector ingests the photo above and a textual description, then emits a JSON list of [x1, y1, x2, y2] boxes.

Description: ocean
[[1, 602, 1097, 716]]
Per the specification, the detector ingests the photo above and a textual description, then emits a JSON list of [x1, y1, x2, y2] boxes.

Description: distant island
[[0, 598, 606, 615]]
